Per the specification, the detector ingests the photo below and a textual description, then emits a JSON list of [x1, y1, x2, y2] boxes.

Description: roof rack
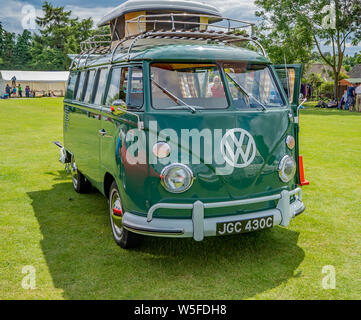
[[71, 14, 266, 70], [125, 13, 254, 36], [70, 34, 112, 70]]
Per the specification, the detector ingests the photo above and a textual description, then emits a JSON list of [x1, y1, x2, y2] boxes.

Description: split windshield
[[223, 62, 285, 109], [151, 63, 228, 110], [150, 62, 285, 110]]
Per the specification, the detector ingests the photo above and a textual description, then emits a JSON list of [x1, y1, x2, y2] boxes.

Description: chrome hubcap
[[110, 189, 123, 240], [71, 161, 78, 188]]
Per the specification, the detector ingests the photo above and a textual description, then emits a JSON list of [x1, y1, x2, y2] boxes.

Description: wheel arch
[[104, 172, 115, 199]]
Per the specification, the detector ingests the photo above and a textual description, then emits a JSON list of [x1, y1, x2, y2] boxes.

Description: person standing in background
[[345, 84, 356, 111], [5, 84, 11, 98], [12, 86, 17, 97], [355, 83, 361, 113], [18, 84, 23, 98], [11, 76, 16, 87], [25, 86, 30, 98], [338, 90, 347, 110]]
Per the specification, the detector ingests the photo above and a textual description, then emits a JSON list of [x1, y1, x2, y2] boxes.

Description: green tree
[[256, 23, 314, 65], [13, 30, 32, 70], [31, 1, 94, 70], [255, 0, 361, 97], [1, 31, 16, 68], [355, 53, 361, 65], [30, 35, 65, 70], [320, 81, 335, 97], [303, 72, 325, 99], [0, 22, 4, 59]]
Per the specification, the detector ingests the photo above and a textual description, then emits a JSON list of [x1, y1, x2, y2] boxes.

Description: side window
[[275, 68, 296, 103], [128, 67, 144, 108], [93, 68, 108, 105], [75, 71, 86, 101], [84, 70, 96, 103], [106, 67, 122, 106], [104, 66, 144, 109], [66, 72, 78, 99], [119, 67, 129, 103]]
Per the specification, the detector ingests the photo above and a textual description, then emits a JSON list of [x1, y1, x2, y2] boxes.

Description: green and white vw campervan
[[58, 0, 308, 248]]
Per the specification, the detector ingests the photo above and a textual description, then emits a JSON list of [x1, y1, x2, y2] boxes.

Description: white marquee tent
[[0, 70, 69, 97]]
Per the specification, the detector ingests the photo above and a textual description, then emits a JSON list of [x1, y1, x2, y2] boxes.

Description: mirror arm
[[112, 105, 144, 130], [127, 110, 144, 130], [294, 98, 307, 124]]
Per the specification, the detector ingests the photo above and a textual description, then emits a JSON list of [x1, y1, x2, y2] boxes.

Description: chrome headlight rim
[[278, 155, 296, 183], [152, 141, 171, 159], [160, 163, 194, 194]]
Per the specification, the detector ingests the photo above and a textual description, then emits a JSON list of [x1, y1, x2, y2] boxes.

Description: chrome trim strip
[[123, 195, 305, 240], [146, 190, 300, 222], [294, 203, 306, 216], [203, 193, 281, 209], [277, 190, 291, 227], [147, 203, 193, 222], [123, 207, 288, 239], [144, 188, 303, 239], [192, 201, 204, 241], [123, 222, 184, 236], [289, 187, 301, 197]]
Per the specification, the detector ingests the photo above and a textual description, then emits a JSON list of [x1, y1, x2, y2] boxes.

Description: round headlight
[[278, 156, 296, 183], [286, 135, 295, 150], [161, 163, 194, 193], [152, 142, 171, 159]]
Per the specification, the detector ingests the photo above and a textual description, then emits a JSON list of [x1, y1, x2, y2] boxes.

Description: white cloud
[[203, 0, 258, 20], [0, 1, 113, 33], [0, 0, 42, 33], [64, 5, 114, 26]]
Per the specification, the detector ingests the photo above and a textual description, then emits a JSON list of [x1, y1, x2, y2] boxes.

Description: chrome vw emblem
[[221, 129, 257, 168]]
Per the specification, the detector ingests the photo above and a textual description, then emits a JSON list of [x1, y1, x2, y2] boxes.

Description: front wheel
[[71, 160, 91, 193], [109, 181, 141, 249]]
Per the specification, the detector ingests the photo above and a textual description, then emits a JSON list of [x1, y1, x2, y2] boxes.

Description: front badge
[[221, 128, 257, 168]]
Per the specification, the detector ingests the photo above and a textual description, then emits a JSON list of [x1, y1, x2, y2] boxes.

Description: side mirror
[[110, 99, 127, 115], [112, 99, 126, 107], [110, 99, 144, 130]]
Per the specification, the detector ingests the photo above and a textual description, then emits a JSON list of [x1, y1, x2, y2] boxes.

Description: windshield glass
[[223, 63, 285, 109], [151, 63, 229, 110]]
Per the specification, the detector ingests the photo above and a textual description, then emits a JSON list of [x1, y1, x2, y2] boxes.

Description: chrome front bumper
[[122, 188, 305, 241]]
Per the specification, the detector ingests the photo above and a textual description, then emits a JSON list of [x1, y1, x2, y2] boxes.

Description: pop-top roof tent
[[73, 0, 265, 70], [97, 0, 222, 42]]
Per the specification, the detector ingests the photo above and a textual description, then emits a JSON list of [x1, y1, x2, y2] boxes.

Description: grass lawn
[[0, 98, 360, 300]]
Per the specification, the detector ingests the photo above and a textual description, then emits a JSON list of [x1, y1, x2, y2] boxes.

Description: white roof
[[98, 0, 221, 27], [0, 70, 69, 83]]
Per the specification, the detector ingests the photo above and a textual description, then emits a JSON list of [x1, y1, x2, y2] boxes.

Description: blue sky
[[1, 0, 360, 56]]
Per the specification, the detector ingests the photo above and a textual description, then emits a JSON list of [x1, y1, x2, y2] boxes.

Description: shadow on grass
[[28, 171, 305, 299]]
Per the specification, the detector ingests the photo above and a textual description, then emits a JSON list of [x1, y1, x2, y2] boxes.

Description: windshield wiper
[[225, 73, 267, 111], [249, 95, 267, 111], [151, 79, 196, 113]]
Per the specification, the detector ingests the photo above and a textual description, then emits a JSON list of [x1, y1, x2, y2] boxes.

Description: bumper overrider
[[122, 188, 305, 241]]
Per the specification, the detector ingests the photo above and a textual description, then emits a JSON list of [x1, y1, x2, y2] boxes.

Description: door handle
[[99, 129, 106, 136]]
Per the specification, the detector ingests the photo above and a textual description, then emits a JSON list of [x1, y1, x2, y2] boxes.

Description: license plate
[[216, 215, 274, 236]]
